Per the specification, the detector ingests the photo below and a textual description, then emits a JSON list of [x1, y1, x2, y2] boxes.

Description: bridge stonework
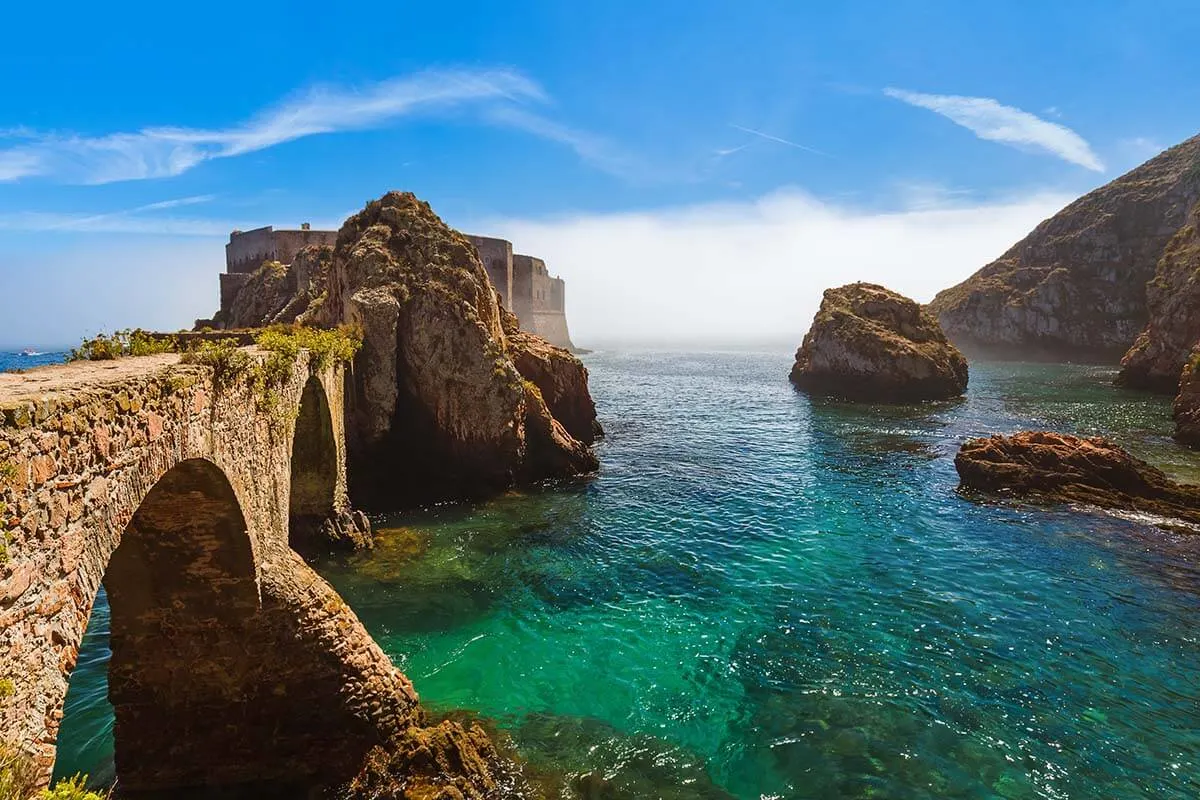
[[0, 352, 418, 792]]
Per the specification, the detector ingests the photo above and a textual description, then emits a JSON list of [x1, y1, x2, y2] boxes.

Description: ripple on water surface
[[55, 354, 1200, 799]]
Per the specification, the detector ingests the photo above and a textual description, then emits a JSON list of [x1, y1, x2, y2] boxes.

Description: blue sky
[[2, 0, 1198, 348]]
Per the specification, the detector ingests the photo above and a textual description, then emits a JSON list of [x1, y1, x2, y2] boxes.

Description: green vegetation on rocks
[[70, 329, 176, 361]]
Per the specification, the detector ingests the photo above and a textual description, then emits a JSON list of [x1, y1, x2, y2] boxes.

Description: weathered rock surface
[[341, 715, 541, 799], [790, 282, 968, 402], [502, 308, 601, 444], [1117, 200, 1200, 392], [314, 191, 597, 507], [955, 431, 1200, 526], [221, 245, 334, 329], [929, 134, 1200, 361], [1173, 350, 1200, 448]]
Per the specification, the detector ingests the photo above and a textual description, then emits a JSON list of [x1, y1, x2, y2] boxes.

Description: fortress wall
[[511, 254, 539, 325], [271, 229, 338, 267], [225, 226, 276, 274], [529, 310, 575, 351], [466, 235, 513, 310]]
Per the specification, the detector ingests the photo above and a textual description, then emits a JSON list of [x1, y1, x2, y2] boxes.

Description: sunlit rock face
[[790, 282, 968, 402], [929, 134, 1200, 362], [314, 191, 598, 508], [955, 430, 1200, 527], [1173, 349, 1200, 449], [1118, 200, 1200, 393]]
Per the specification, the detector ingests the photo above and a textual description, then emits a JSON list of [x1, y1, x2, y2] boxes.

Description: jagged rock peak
[[790, 282, 968, 402], [315, 190, 599, 508], [929, 134, 1200, 362]]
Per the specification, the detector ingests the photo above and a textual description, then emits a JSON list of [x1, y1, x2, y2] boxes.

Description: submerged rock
[[1117, 200, 1200, 393], [790, 282, 968, 402], [955, 431, 1200, 527], [314, 191, 597, 507], [929, 134, 1200, 361]]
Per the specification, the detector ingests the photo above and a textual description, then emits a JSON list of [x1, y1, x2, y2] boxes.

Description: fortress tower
[[210, 226, 578, 351]]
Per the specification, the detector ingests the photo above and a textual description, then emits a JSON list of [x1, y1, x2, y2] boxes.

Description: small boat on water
[[20, 348, 42, 357]]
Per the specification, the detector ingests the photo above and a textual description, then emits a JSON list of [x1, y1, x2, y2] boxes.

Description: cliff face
[[790, 282, 968, 402], [1117, 201, 1200, 392], [1173, 350, 1200, 448], [929, 135, 1200, 361], [314, 191, 598, 508]]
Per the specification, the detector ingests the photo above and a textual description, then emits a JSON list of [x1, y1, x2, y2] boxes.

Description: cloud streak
[[482, 188, 1073, 345], [730, 125, 830, 156], [0, 69, 546, 185], [884, 88, 1104, 172]]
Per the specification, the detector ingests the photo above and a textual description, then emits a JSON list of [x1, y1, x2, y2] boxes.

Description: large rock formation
[[1117, 200, 1200, 392], [929, 135, 1200, 361], [955, 431, 1200, 526], [790, 282, 968, 402], [314, 191, 598, 507]]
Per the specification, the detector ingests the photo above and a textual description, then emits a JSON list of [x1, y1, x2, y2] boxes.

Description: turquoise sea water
[[51, 351, 1200, 798]]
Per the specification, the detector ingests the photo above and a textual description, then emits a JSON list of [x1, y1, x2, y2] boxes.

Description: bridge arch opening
[[52, 458, 270, 793], [288, 374, 340, 552]]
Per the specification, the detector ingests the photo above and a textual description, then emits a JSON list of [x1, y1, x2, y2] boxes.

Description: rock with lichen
[[214, 244, 334, 329], [314, 191, 597, 507], [955, 430, 1200, 528], [790, 282, 968, 402], [1118, 200, 1200, 392], [929, 134, 1200, 361]]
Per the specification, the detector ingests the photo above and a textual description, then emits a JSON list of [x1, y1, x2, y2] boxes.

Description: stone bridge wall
[[0, 351, 417, 791]]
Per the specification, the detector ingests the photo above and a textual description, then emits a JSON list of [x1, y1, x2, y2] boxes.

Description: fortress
[[213, 225, 578, 350]]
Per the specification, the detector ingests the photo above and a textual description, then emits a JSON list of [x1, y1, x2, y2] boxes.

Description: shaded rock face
[[929, 134, 1200, 361], [315, 191, 598, 508], [1173, 350, 1200, 448], [1118, 201, 1200, 392], [790, 283, 968, 402], [955, 431, 1200, 527], [218, 244, 333, 329]]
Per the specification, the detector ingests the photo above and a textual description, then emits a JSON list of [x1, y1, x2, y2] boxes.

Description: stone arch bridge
[[0, 350, 419, 793]]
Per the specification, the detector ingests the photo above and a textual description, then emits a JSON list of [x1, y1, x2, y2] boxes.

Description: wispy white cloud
[[0, 195, 234, 235], [484, 106, 653, 181], [884, 88, 1104, 172], [0, 68, 546, 185], [481, 188, 1073, 346], [730, 124, 830, 157]]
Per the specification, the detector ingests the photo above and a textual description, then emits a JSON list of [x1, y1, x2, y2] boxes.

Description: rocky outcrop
[[502, 308, 601, 444], [342, 716, 541, 799], [216, 245, 333, 329], [955, 431, 1200, 526], [1173, 350, 1200, 448], [314, 191, 597, 507], [929, 135, 1200, 361], [1117, 200, 1200, 392], [790, 282, 968, 402]]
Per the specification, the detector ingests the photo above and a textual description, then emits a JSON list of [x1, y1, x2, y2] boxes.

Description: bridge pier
[[0, 353, 415, 793]]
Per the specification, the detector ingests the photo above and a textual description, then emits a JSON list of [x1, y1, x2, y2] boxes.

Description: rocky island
[[955, 431, 1200, 528], [790, 282, 968, 402], [199, 192, 600, 508]]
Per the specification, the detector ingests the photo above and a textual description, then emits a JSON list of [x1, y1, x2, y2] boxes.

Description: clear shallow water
[[54, 353, 1200, 798]]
